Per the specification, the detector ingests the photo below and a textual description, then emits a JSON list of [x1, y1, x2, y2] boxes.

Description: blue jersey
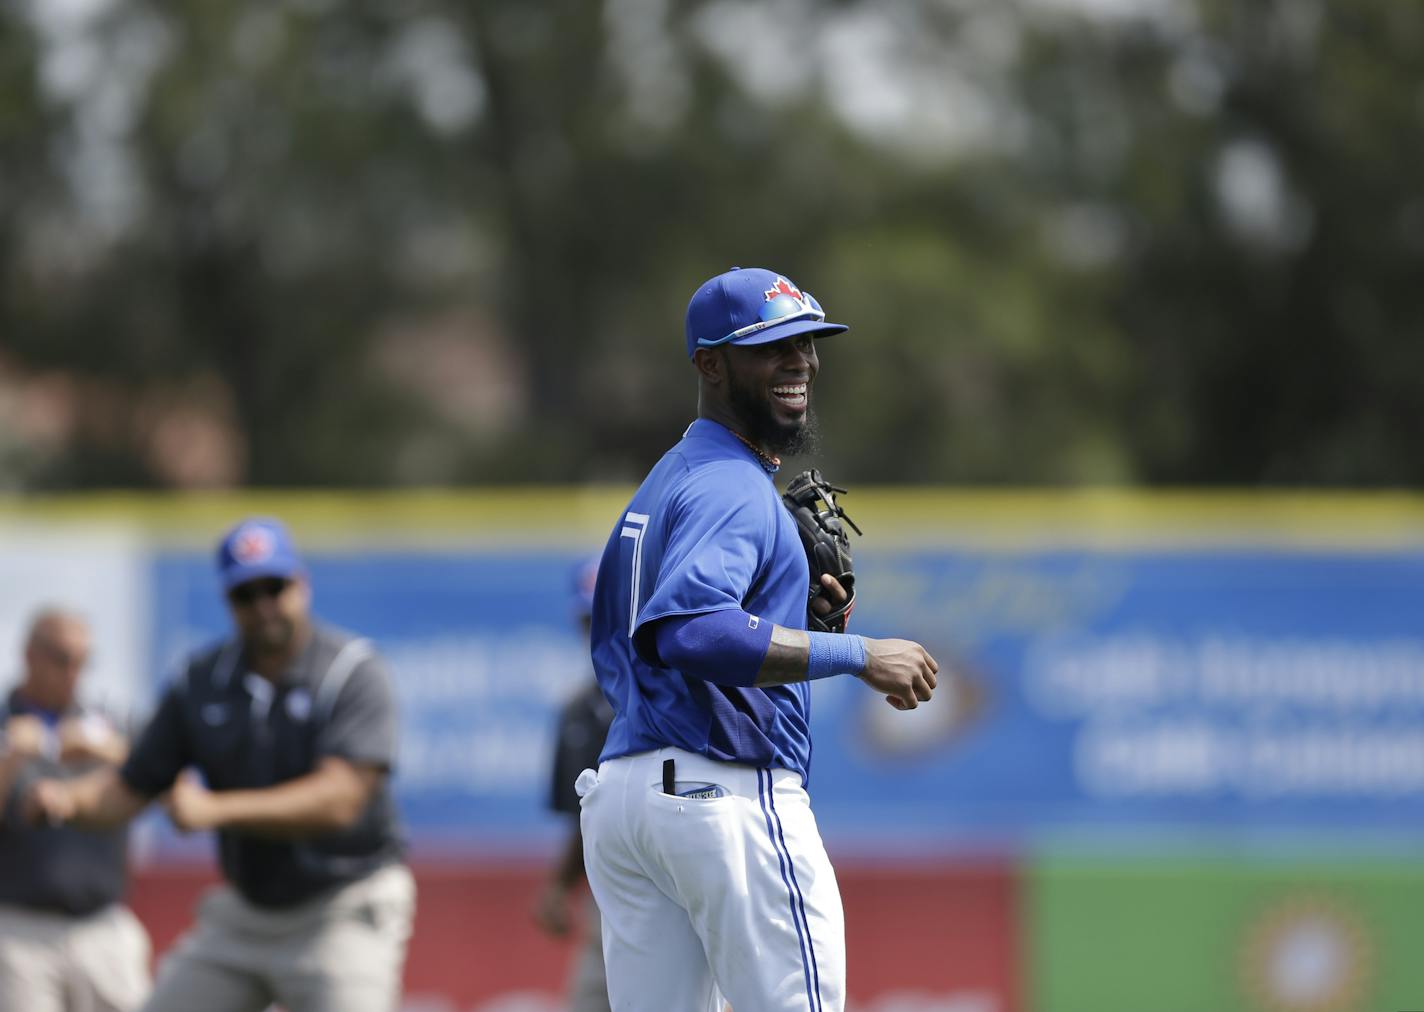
[[591, 419, 815, 780]]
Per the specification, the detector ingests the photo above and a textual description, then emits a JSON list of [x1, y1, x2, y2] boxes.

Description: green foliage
[[1, 0, 1419, 487]]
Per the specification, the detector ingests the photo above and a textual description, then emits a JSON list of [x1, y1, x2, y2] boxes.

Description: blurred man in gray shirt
[[0, 607, 151, 1012]]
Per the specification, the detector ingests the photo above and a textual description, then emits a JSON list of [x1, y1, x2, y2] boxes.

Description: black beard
[[247, 617, 294, 655], [726, 371, 819, 457], [777, 411, 819, 456]]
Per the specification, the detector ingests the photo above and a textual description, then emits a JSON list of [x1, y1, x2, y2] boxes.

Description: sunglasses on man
[[228, 577, 292, 606]]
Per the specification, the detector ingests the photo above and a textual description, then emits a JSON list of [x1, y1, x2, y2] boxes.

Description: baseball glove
[[781, 469, 862, 634]]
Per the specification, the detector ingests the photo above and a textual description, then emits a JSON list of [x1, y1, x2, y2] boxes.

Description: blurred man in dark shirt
[[0, 606, 151, 1012]]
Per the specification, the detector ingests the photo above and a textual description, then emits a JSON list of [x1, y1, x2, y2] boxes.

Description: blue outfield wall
[[141, 526, 1424, 858]]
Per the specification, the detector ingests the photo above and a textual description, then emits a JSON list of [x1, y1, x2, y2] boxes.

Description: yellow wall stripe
[[3, 489, 1423, 550]]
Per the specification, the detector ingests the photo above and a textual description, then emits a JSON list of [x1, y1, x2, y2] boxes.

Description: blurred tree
[[3, 1, 461, 486], [1012, 0, 1424, 484], [0, 0, 1420, 488]]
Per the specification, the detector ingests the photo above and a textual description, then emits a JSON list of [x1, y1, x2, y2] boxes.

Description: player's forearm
[[57, 716, 130, 767], [204, 761, 376, 837], [753, 625, 814, 685], [756, 626, 868, 687], [67, 735, 129, 766], [67, 767, 149, 828]]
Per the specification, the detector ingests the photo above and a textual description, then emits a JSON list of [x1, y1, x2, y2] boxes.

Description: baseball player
[[0, 607, 151, 1011], [579, 266, 939, 1011], [25, 517, 414, 1012]]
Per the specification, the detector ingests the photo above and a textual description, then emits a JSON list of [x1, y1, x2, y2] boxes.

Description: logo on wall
[[1240, 895, 1371, 1012]]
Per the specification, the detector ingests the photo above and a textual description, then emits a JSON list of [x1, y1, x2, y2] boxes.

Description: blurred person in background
[[0, 606, 151, 1012], [533, 556, 614, 1012], [25, 518, 414, 1012]]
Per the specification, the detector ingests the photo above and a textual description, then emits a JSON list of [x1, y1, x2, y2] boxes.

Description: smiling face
[[227, 575, 311, 658], [698, 332, 821, 456]]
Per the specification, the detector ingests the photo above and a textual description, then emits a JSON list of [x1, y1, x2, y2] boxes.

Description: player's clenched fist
[[858, 638, 939, 710]]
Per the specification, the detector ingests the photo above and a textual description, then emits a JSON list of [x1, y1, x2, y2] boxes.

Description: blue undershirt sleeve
[[651, 612, 870, 686], [651, 610, 774, 687]]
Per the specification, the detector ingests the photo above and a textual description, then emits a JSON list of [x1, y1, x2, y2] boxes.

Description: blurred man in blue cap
[[27, 517, 414, 1012], [533, 555, 614, 1012]]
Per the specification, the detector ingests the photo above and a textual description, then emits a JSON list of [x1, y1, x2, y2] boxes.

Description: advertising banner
[[144, 544, 1424, 853], [815, 548, 1424, 850]]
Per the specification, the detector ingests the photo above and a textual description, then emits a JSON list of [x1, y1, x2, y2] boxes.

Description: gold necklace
[[731, 431, 781, 473]]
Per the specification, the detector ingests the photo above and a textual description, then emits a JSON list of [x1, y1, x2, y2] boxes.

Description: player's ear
[[692, 348, 725, 386]]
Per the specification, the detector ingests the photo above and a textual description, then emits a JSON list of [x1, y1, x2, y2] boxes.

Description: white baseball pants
[[578, 747, 845, 1012]]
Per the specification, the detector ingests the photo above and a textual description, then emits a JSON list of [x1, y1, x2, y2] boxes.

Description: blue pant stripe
[[758, 768, 817, 1011], [767, 771, 823, 1011]]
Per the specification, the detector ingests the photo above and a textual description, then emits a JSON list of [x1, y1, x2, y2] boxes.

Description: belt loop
[[662, 758, 675, 795]]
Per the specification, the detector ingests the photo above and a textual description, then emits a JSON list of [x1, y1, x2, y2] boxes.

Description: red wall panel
[[129, 860, 1018, 1011]]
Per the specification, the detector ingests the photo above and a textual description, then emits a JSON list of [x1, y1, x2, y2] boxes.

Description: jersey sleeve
[[632, 463, 772, 664], [315, 653, 398, 771], [119, 676, 192, 798]]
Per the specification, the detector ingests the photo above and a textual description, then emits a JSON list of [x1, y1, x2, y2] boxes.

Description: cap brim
[[728, 319, 849, 348], [223, 561, 301, 590]]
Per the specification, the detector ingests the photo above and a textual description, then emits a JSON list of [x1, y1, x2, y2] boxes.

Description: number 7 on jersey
[[620, 512, 650, 637]]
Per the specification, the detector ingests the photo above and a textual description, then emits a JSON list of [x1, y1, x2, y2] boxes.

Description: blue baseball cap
[[216, 517, 303, 590], [685, 267, 848, 358]]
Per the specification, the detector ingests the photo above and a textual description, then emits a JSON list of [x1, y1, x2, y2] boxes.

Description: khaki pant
[[0, 902, 152, 1012], [142, 863, 415, 1012]]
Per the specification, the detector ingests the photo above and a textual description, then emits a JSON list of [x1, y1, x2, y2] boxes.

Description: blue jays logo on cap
[[761, 276, 811, 321], [685, 266, 849, 358], [217, 517, 303, 590], [231, 526, 276, 565]]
